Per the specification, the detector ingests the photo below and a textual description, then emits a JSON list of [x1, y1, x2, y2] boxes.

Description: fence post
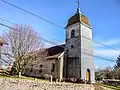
[[49, 75, 52, 82]]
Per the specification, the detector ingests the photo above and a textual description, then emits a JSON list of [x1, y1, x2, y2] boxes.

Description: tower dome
[[66, 10, 90, 27]]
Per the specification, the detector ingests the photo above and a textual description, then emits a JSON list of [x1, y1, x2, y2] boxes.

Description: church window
[[0, 43, 3, 46], [30, 64, 33, 72], [51, 63, 55, 72], [30, 68, 33, 72], [71, 30, 75, 38], [39, 69, 42, 73], [31, 64, 33, 67], [71, 45, 74, 48], [0, 53, 1, 59], [40, 64, 43, 68]]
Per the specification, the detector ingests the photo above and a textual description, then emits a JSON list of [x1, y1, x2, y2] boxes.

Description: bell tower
[[64, 0, 95, 83]]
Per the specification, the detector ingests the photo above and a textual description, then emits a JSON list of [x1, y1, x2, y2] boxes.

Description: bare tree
[[103, 67, 113, 79], [4, 24, 44, 75]]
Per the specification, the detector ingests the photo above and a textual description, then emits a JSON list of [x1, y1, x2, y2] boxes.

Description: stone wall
[[24, 57, 64, 81], [81, 23, 95, 83], [24, 59, 56, 78], [65, 21, 95, 83]]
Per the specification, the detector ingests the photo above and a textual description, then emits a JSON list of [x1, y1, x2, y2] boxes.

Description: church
[[0, 3, 95, 83], [24, 6, 95, 83]]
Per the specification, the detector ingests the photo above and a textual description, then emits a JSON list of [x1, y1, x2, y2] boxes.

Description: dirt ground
[[0, 78, 95, 90]]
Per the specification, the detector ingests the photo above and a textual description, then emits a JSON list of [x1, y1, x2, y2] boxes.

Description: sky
[[0, 0, 120, 68]]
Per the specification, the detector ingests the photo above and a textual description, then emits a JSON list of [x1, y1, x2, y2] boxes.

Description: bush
[[103, 79, 120, 87]]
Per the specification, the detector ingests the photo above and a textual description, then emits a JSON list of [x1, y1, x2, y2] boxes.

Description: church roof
[[29, 44, 65, 61], [46, 52, 63, 60], [66, 10, 90, 27], [47, 44, 65, 56], [25, 44, 65, 69]]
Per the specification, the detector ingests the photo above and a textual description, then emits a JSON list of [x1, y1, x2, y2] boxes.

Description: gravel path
[[0, 78, 95, 90]]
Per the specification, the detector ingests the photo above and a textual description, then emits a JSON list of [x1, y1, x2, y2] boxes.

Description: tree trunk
[[18, 72, 21, 77]]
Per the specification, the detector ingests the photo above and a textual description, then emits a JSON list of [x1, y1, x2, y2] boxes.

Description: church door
[[86, 69, 91, 82]]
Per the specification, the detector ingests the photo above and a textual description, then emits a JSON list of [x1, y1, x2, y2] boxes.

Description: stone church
[[0, 6, 95, 83], [24, 7, 95, 83]]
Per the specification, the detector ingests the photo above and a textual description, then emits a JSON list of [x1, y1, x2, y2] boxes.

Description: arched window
[[39, 69, 42, 73], [71, 30, 75, 38], [51, 63, 55, 72], [40, 64, 43, 68]]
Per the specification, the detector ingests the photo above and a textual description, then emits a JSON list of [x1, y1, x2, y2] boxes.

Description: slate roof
[[47, 44, 65, 56], [30, 44, 65, 61], [46, 53, 63, 60]]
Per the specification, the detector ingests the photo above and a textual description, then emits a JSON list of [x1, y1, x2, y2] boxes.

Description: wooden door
[[86, 69, 90, 81]]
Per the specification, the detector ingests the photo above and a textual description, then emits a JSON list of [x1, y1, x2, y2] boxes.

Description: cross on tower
[[77, 0, 80, 9], [76, 0, 80, 13]]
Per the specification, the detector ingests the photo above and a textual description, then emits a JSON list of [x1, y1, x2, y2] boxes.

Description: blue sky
[[0, 0, 120, 68]]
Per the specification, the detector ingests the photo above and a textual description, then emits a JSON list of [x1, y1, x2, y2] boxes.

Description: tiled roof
[[30, 44, 65, 61], [66, 12, 90, 27], [47, 44, 65, 56], [46, 52, 63, 60]]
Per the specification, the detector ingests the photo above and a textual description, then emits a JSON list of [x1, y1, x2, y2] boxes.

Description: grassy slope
[[93, 84, 105, 90], [0, 74, 47, 82], [101, 84, 120, 90]]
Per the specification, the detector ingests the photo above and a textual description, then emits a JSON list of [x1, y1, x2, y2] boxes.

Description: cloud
[[95, 65, 99, 69], [93, 38, 120, 59], [93, 39, 120, 48], [93, 38, 120, 68], [94, 49, 120, 59]]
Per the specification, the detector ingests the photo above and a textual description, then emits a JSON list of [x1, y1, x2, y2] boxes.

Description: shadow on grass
[[0, 73, 48, 82], [101, 84, 120, 90], [93, 84, 105, 90]]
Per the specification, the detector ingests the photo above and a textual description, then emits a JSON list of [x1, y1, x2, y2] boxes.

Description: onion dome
[[66, 9, 90, 27]]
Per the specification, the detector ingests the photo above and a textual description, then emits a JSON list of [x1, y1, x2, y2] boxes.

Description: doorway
[[86, 69, 91, 82]]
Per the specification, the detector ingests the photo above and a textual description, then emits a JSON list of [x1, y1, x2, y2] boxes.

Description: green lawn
[[0, 74, 47, 82], [93, 84, 105, 90], [101, 84, 120, 90]]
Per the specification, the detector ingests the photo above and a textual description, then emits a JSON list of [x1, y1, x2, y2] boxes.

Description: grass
[[0, 73, 47, 82], [101, 84, 120, 90], [93, 84, 105, 90]]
